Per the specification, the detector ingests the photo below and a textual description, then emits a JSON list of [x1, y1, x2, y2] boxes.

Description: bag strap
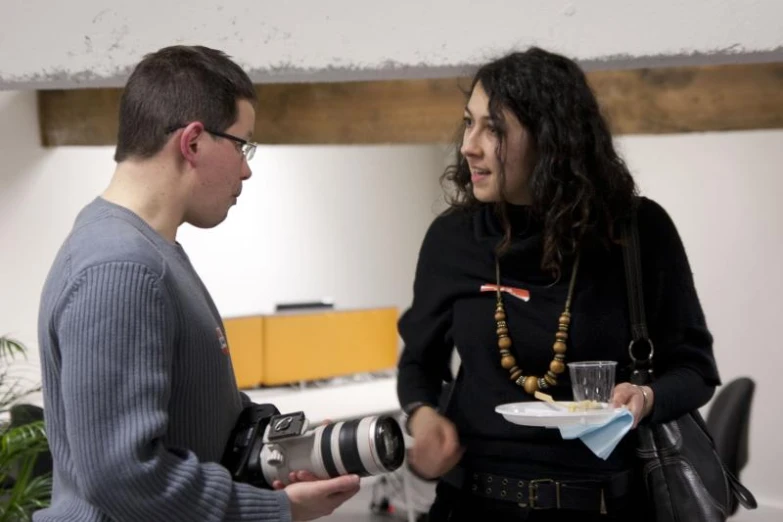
[[621, 203, 655, 385], [727, 468, 759, 510], [622, 205, 647, 341]]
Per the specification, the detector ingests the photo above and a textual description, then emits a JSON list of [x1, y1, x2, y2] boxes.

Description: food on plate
[[567, 400, 603, 412], [534, 391, 604, 412]]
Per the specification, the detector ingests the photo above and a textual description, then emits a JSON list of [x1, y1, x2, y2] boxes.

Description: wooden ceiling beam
[[37, 62, 783, 147]]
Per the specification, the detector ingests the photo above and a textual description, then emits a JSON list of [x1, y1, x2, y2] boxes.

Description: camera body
[[221, 404, 405, 488]]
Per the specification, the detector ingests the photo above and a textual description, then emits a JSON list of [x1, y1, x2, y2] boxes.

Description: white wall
[[1, 89, 782, 513], [2, 0, 782, 88], [178, 145, 445, 318]]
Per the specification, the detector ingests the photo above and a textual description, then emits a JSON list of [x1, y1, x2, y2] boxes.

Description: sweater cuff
[[226, 484, 291, 522], [647, 366, 715, 424]]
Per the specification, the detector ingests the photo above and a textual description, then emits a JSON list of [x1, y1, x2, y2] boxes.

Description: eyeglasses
[[167, 125, 257, 161]]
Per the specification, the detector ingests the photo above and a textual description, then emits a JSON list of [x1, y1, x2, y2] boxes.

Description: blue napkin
[[558, 407, 634, 460]]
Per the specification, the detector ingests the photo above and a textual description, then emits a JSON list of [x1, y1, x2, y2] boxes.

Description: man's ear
[[179, 122, 206, 166]]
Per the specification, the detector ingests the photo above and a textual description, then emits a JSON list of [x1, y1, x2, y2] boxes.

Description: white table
[[243, 375, 400, 424]]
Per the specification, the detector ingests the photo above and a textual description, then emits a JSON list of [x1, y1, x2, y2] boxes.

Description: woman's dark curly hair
[[443, 47, 637, 278]]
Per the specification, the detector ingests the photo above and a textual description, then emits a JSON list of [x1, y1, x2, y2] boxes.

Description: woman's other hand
[[407, 406, 464, 479]]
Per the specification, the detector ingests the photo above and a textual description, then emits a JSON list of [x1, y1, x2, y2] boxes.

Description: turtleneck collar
[[473, 203, 543, 254]]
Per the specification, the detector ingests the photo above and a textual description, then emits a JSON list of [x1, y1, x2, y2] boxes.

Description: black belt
[[443, 467, 632, 513]]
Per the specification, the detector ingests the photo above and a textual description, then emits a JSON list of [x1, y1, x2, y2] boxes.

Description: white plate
[[495, 402, 622, 428]]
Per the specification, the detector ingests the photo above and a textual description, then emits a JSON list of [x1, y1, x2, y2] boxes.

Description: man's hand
[[273, 470, 319, 490], [407, 406, 464, 479], [272, 419, 334, 490], [285, 474, 361, 521]]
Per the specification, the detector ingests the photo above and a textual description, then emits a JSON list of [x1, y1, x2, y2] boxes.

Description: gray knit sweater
[[35, 198, 290, 521]]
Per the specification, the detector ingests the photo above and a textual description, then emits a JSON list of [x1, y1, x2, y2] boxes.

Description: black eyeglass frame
[[166, 125, 257, 161]]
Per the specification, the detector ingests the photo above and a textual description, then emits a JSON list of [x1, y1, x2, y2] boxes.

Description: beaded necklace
[[493, 254, 581, 394]]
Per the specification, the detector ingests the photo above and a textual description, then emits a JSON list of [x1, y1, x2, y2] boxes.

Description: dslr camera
[[221, 404, 405, 488]]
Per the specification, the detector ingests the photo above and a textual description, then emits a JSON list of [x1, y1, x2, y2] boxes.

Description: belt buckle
[[529, 479, 560, 510]]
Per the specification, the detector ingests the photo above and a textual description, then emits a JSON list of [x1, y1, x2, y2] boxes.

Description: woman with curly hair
[[397, 47, 720, 521]]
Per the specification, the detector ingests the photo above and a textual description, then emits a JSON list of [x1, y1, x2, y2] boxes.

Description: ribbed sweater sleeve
[[637, 199, 720, 423], [55, 261, 290, 522]]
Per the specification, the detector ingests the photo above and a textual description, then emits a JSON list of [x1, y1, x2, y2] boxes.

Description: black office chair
[[705, 377, 755, 515]]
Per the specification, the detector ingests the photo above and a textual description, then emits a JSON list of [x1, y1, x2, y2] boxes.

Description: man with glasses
[[36, 45, 359, 522]]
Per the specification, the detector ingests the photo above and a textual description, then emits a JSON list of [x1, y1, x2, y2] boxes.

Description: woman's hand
[[611, 383, 654, 428], [407, 406, 464, 479]]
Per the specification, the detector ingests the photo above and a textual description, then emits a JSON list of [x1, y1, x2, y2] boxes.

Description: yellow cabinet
[[223, 315, 265, 389], [223, 307, 398, 388]]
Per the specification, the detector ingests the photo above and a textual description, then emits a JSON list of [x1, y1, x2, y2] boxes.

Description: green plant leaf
[[0, 338, 27, 363], [0, 469, 52, 522], [0, 424, 51, 522], [0, 337, 51, 519], [0, 422, 48, 471]]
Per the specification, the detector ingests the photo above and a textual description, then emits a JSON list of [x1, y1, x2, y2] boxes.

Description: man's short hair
[[114, 45, 257, 162]]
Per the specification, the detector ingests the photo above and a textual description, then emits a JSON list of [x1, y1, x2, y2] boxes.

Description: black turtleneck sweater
[[397, 197, 720, 476]]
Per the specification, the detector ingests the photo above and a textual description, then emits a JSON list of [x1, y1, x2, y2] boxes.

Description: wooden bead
[[553, 341, 567, 354], [549, 360, 565, 374], [498, 337, 512, 350], [559, 313, 571, 326], [544, 373, 557, 386], [555, 331, 568, 341], [501, 355, 516, 369], [523, 376, 539, 395], [495, 312, 506, 322], [510, 369, 523, 381], [496, 327, 509, 336]]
